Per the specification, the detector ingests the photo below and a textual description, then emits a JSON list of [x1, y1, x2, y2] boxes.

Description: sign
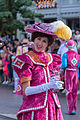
[[36, 0, 56, 9]]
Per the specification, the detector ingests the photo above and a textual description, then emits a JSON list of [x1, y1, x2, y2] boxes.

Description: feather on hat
[[24, 21, 72, 40]]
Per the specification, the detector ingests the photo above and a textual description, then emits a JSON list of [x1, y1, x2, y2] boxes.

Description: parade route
[[0, 84, 22, 120], [59, 92, 80, 120], [0, 114, 16, 120], [0, 113, 15, 118], [0, 84, 80, 120]]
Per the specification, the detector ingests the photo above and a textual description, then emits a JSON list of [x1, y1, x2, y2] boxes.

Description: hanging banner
[[36, 0, 56, 9]]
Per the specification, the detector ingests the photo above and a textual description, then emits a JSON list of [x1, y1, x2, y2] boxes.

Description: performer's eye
[[43, 40, 47, 43], [37, 37, 41, 40]]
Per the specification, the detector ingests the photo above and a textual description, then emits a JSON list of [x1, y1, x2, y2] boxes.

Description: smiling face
[[34, 36, 48, 52]]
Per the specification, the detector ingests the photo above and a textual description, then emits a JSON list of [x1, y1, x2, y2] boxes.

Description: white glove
[[25, 78, 64, 96], [49, 76, 64, 89]]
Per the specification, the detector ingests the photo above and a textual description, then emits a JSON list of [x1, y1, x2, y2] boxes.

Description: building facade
[[17, 0, 80, 40]]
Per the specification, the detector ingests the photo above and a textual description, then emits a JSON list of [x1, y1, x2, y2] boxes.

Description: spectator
[[6, 42, 13, 83], [51, 39, 61, 54], [74, 30, 80, 45], [0, 56, 3, 83], [2, 45, 10, 84], [16, 38, 29, 56], [6, 34, 11, 42], [1, 52, 6, 84]]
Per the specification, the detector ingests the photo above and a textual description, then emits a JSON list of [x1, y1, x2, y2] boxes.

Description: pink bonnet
[[66, 40, 76, 49]]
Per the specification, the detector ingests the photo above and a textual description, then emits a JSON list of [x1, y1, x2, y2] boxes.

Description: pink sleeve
[[13, 54, 33, 83], [52, 54, 62, 70]]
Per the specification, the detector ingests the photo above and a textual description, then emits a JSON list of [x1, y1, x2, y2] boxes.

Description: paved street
[[59, 92, 80, 120], [0, 84, 22, 120], [0, 84, 80, 120], [0, 115, 15, 120]]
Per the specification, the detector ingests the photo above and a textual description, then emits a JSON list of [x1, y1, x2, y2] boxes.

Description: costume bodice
[[66, 51, 79, 69], [13, 50, 62, 114]]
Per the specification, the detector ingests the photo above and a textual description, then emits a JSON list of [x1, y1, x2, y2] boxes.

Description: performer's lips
[[36, 45, 42, 49]]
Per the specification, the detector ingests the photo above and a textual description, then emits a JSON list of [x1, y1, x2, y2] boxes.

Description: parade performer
[[61, 40, 80, 115], [16, 38, 29, 56], [13, 21, 72, 120]]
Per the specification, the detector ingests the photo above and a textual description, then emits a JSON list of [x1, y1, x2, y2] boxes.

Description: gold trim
[[26, 51, 51, 64]]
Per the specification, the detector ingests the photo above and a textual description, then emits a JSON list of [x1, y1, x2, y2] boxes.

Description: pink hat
[[66, 40, 76, 49], [24, 22, 57, 37], [24, 21, 72, 40]]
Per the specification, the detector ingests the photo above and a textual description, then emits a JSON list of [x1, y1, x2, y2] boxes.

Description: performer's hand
[[49, 76, 60, 82], [59, 68, 64, 72], [49, 76, 64, 89]]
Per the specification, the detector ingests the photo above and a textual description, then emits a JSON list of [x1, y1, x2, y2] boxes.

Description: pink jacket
[[13, 50, 62, 115], [66, 51, 79, 69]]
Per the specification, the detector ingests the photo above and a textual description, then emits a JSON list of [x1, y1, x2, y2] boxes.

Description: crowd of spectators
[[0, 30, 80, 94], [0, 32, 34, 93]]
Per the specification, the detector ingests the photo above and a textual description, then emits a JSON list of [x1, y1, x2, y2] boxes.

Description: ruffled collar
[[26, 49, 51, 65], [33, 49, 50, 64], [33, 49, 44, 58]]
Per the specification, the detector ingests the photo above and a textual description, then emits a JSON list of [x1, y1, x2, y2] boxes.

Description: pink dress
[[65, 51, 79, 113], [13, 50, 64, 120]]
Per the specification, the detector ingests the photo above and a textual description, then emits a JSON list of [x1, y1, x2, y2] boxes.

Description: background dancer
[[61, 40, 80, 115]]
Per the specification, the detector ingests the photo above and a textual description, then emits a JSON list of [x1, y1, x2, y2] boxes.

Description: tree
[[0, 0, 43, 34]]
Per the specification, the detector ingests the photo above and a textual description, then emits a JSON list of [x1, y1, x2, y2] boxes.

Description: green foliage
[[20, 9, 35, 20], [0, 0, 6, 11], [10, 20, 24, 31], [0, 11, 13, 21], [15, 0, 32, 7], [35, 13, 44, 20], [2, 23, 9, 32], [0, 0, 43, 33]]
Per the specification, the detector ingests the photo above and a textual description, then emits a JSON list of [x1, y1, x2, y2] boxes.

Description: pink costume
[[13, 50, 64, 120], [62, 50, 79, 113]]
